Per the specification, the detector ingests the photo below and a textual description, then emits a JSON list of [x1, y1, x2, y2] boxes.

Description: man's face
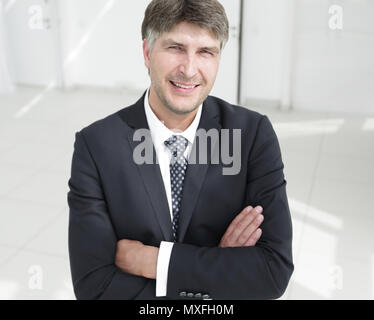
[[143, 22, 221, 115]]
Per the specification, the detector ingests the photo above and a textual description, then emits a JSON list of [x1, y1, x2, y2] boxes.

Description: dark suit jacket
[[67, 92, 294, 300]]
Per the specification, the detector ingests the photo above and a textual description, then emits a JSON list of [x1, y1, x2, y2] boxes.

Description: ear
[[143, 39, 151, 69]]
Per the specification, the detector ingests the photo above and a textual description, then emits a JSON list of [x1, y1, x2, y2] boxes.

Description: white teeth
[[172, 82, 196, 89]]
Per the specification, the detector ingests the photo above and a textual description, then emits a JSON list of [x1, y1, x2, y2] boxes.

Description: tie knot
[[164, 135, 189, 158]]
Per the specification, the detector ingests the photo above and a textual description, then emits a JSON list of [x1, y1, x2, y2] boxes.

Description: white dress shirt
[[143, 89, 203, 297]]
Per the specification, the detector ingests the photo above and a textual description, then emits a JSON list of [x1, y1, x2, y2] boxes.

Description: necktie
[[164, 135, 189, 242]]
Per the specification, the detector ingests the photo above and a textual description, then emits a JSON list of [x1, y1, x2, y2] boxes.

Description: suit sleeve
[[165, 115, 294, 300], [67, 131, 148, 300]]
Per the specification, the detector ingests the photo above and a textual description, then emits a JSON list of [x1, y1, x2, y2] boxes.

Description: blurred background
[[0, 0, 373, 300]]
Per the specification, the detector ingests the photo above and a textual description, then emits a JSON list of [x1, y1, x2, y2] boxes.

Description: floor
[[0, 86, 373, 300]]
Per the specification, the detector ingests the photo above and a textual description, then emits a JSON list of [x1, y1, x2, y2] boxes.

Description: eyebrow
[[162, 39, 220, 54]]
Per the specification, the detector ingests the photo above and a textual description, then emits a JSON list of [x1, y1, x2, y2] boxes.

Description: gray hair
[[142, 0, 229, 51]]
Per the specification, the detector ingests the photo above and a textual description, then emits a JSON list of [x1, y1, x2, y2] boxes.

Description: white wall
[[4, 0, 63, 87], [210, 0, 241, 104], [59, 0, 151, 91], [240, 0, 374, 115], [0, 0, 14, 93], [291, 0, 374, 114], [240, 0, 294, 106]]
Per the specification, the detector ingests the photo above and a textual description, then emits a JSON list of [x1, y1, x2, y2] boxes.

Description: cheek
[[200, 61, 219, 83], [152, 53, 179, 76]]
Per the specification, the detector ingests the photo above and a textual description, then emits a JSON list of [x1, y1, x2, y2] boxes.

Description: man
[[68, 0, 293, 300]]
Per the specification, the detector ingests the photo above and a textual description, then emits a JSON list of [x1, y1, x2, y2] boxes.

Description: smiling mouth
[[170, 81, 200, 89]]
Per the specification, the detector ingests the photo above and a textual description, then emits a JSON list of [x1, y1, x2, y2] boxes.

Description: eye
[[201, 50, 214, 56], [169, 46, 182, 51]]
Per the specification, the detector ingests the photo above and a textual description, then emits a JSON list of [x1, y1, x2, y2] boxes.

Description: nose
[[178, 53, 198, 79]]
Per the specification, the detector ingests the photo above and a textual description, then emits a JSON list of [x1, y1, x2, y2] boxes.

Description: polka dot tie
[[164, 135, 189, 242]]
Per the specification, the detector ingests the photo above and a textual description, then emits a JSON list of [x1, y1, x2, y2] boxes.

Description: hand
[[219, 206, 264, 248], [115, 239, 158, 279], [115, 239, 145, 277]]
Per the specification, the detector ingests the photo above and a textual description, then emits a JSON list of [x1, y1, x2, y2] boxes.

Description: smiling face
[[143, 22, 221, 116]]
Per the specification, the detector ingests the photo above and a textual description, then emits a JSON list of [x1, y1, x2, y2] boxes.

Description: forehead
[[158, 21, 220, 47]]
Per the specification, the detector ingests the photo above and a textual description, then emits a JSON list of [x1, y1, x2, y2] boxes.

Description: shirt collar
[[144, 88, 202, 148]]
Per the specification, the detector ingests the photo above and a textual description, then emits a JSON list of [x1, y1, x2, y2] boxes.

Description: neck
[[148, 87, 198, 132]]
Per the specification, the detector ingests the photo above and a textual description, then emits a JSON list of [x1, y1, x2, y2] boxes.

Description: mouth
[[169, 80, 200, 94]]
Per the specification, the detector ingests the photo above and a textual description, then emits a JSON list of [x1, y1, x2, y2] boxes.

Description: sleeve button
[[194, 293, 202, 298], [202, 294, 210, 299], [187, 292, 194, 298], [179, 291, 187, 297]]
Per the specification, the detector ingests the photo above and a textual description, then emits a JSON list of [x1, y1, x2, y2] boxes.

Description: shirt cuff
[[156, 241, 174, 297]]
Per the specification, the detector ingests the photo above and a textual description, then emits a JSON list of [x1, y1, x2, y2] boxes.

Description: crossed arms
[[115, 204, 265, 280]]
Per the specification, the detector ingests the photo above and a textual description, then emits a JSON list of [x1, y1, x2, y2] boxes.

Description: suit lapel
[[178, 97, 222, 242], [119, 93, 173, 242]]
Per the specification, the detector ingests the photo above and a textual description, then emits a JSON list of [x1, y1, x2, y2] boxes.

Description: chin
[[165, 97, 200, 114], [169, 105, 198, 115]]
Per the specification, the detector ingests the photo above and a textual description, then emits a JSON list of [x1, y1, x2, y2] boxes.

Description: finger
[[221, 206, 253, 241], [226, 206, 263, 245], [221, 206, 258, 246], [236, 212, 264, 245], [244, 228, 262, 246]]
